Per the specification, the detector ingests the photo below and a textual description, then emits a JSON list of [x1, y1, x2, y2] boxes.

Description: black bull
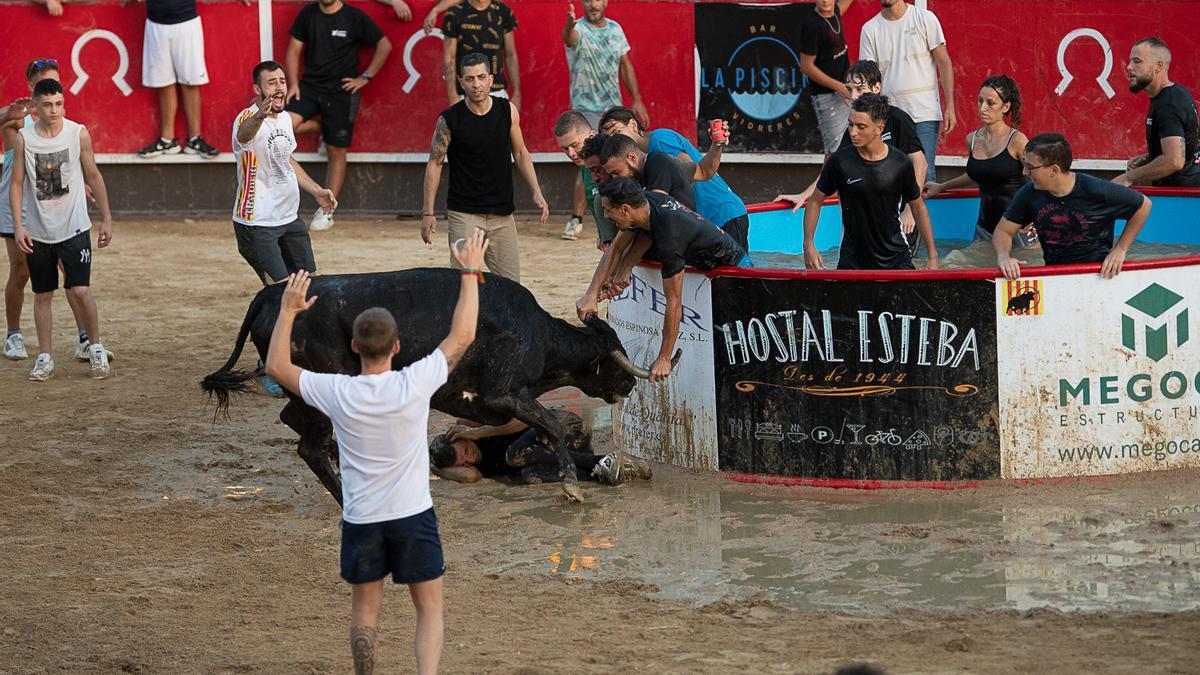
[[201, 268, 660, 503]]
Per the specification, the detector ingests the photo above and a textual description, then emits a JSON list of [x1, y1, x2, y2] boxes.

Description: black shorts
[[720, 213, 750, 255], [0, 231, 14, 239], [233, 218, 316, 285], [28, 231, 92, 293], [340, 508, 445, 585], [284, 81, 360, 147]]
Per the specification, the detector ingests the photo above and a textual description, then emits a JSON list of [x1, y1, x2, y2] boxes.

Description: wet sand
[[1, 218, 1197, 673]]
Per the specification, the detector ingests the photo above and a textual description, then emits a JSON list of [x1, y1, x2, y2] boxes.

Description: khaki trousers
[[446, 210, 521, 282]]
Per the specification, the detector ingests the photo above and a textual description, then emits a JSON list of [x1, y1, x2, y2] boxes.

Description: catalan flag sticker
[[1004, 279, 1043, 316]]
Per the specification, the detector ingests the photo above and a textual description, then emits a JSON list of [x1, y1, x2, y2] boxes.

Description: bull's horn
[[611, 349, 683, 380]]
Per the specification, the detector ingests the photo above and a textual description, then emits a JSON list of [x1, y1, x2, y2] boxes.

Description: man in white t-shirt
[[232, 61, 336, 287], [859, 0, 956, 182], [264, 230, 489, 675]]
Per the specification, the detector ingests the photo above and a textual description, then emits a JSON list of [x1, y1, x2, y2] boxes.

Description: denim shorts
[[340, 508, 445, 585], [811, 92, 850, 154]]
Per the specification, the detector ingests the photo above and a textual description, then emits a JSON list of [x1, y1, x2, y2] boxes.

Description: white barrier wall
[[996, 266, 1200, 478], [608, 266, 718, 469]]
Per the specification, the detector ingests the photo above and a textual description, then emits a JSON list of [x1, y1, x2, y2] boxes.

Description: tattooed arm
[[421, 114, 451, 244]]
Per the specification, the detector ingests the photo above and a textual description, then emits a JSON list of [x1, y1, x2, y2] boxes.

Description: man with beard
[[1113, 37, 1200, 188]]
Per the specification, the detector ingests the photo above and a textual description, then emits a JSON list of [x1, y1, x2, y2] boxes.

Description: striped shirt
[[231, 105, 299, 227]]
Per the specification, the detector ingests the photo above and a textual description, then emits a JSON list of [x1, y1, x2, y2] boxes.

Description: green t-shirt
[[581, 166, 617, 244]]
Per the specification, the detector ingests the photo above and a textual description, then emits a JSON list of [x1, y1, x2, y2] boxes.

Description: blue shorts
[[340, 508, 445, 585]]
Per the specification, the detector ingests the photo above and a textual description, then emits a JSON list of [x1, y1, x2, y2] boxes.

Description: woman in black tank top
[[925, 75, 1038, 249]]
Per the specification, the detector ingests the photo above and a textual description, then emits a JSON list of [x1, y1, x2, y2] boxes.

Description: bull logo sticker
[[1004, 280, 1043, 316], [1122, 283, 1189, 362]]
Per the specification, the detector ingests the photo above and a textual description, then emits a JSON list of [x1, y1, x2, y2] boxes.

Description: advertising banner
[[608, 266, 718, 469], [695, 3, 823, 154], [996, 267, 1200, 478], [711, 275, 1000, 480]]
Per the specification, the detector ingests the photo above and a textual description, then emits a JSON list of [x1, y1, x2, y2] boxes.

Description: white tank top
[[18, 118, 91, 243], [231, 106, 300, 227], [0, 116, 36, 235]]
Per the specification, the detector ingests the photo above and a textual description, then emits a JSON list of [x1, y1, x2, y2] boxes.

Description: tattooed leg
[[350, 580, 385, 675], [350, 626, 379, 675]]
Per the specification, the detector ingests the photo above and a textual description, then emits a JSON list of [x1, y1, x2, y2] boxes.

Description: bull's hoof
[[561, 482, 586, 504]]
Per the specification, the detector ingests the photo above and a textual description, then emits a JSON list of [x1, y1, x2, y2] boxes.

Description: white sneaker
[[310, 208, 334, 231], [75, 340, 115, 362], [89, 343, 110, 379], [561, 216, 584, 241], [29, 353, 54, 381], [4, 333, 27, 360]]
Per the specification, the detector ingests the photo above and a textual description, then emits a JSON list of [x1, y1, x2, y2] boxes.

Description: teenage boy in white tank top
[[8, 78, 113, 381]]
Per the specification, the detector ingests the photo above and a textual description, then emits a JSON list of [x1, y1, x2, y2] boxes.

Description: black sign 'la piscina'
[[696, 3, 822, 153], [711, 276, 1001, 480]]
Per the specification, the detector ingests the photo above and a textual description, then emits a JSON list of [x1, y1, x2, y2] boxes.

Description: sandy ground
[[1, 218, 1198, 674]]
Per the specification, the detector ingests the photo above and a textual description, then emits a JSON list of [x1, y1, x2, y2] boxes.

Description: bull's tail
[[200, 290, 270, 416]]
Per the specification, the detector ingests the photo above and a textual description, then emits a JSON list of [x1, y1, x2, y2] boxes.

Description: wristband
[[423, 212, 435, 216], [461, 268, 485, 284], [360, 72, 373, 81]]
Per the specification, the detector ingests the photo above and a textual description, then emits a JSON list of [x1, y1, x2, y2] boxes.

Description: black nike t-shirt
[[1146, 84, 1200, 187], [642, 151, 697, 211], [289, 3, 385, 88], [1003, 173, 1145, 266], [646, 191, 745, 278], [799, 5, 849, 96], [442, 0, 518, 93], [838, 105, 922, 155], [816, 144, 920, 270]]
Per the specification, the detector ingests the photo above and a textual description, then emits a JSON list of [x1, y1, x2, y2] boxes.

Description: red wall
[[1, 0, 1196, 159]]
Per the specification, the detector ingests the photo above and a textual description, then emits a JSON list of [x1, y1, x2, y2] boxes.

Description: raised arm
[[508, 103, 548, 223], [562, 2, 580, 47], [78, 127, 113, 248], [437, 230, 489, 372], [421, 115, 451, 244], [265, 271, 319, 395]]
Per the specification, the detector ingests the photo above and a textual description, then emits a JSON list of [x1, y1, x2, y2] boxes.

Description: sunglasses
[[31, 59, 58, 68]]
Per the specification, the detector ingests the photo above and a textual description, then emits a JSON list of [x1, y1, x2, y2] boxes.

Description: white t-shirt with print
[[858, 4, 947, 123], [299, 349, 449, 525], [231, 105, 300, 227]]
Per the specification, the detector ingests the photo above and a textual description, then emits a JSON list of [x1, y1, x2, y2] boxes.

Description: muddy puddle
[[432, 391, 1200, 615]]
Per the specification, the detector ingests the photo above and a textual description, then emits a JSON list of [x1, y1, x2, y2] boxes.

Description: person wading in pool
[[777, 59, 925, 234], [1113, 37, 1200, 188], [924, 74, 1037, 250], [994, 133, 1152, 280], [802, 93, 937, 271]]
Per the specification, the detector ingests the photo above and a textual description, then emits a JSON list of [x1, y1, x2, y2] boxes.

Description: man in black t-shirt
[[800, 0, 854, 155], [588, 178, 745, 381], [778, 60, 925, 225], [997, 133, 1151, 279], [441, 0, 520, 109], [420, 54, 547, 282], [803, 93, 937, 271], [428, 410, 648, 485], [285, 0, 393, 230], [599, 133, 697, 213], [1115, 37, 1200, 188]]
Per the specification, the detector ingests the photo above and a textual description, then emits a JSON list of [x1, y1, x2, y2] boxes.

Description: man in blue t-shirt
[[995, 133, 1152, 280], [599, 106, 748, 253]]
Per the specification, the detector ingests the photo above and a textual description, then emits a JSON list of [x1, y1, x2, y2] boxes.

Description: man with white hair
[[1114, 37, 1200, 187]]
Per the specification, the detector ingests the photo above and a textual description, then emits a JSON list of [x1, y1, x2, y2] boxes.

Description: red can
[[709, 119, 728, 145]]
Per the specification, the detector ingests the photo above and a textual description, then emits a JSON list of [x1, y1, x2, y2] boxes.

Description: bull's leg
[[281, 397, 344, 505], [503, 396, 584, 504]]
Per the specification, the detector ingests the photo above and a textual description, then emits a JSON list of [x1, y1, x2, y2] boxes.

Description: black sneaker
[[138, 138, 180, 158], [184, 136, 219, 158]]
